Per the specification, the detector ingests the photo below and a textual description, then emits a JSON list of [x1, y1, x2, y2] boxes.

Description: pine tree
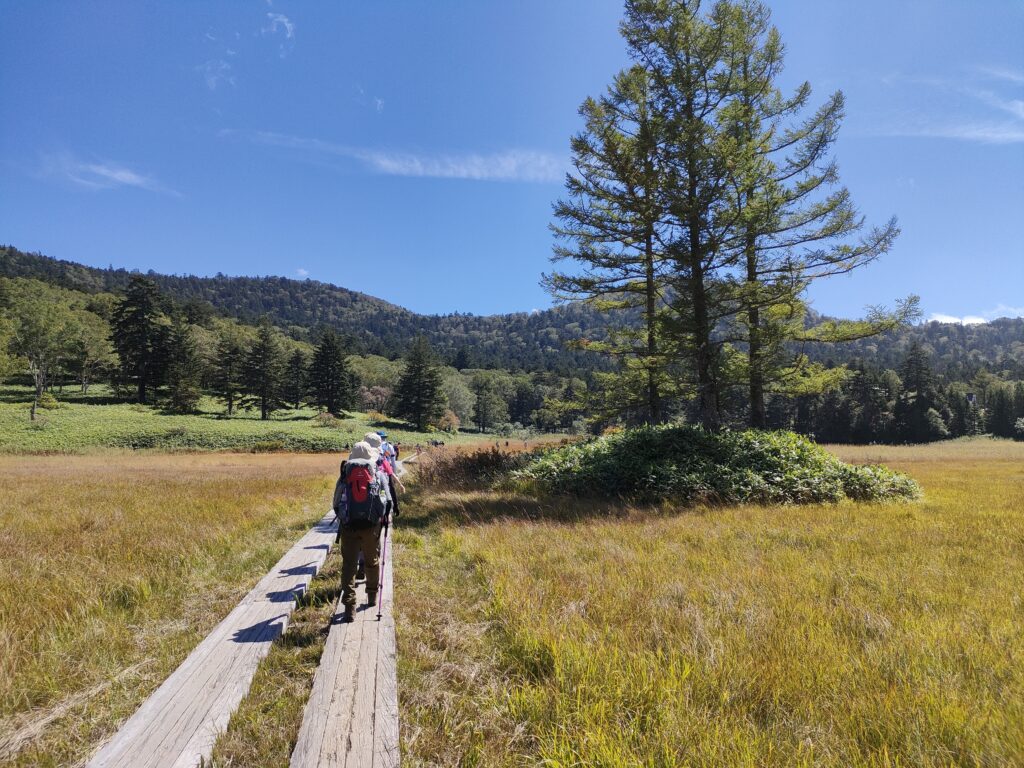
[[165, 316, 203, 413], [242, 322, 286, 420], [987, 384, 1017, 438], [212, 332, 245, 415], [392, 336, 445, 431], [307, 331, 354, 416], [283, 348, 309, 410], [710, 0, 912, 428], [472, 372, 510, 432], [893, 342, 947, 442], [545, 62, 671, 424], [111, 275, 168, 404]]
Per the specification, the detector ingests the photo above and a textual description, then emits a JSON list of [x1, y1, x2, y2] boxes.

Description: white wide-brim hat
[[363, 432, 383, 449], [348, 441, 379, 464]]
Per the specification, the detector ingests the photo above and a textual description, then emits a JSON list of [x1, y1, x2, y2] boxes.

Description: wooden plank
[[372, 545, 399, 768], [86, 512, 338, 768], [291, 525, 400, 768], [345, 616, 377, 763]]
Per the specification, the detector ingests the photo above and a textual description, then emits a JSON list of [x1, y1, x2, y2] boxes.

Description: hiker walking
[[364, 431, 405, 516], [332, 441, 391, 622]]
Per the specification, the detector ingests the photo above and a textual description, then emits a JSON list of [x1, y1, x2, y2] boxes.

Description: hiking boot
[[365, 592, 377, 608], [342, 605, 355, 623], [355, 564, 365, 581]]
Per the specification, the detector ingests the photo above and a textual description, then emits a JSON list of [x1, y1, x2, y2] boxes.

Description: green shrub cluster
[[512, 425, 920, 505]]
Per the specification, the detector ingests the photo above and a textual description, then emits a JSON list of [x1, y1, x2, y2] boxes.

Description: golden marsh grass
[[397, 438, 1024, 766], [0, 452, 339, 767]]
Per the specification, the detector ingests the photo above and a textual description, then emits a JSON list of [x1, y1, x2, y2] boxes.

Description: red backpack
[[343, 463, 385, 528]]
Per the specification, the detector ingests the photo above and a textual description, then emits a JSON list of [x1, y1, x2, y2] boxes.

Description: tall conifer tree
[[111, 275, 168, 404], [307, 331, 354, 416], [720, 0, 911, 427], [392, 335, 445, 431], [283, 348, 309, 410], [546, 64, 671, 423], [212, 332, 245, 415], [242, 322, 286, 420], [165, 316, 203, 413]]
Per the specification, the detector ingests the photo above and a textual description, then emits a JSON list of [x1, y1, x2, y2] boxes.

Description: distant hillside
[[803, 317, 1024, 381], [0, 246, 613, 373], [3, 245, 1021, 381]]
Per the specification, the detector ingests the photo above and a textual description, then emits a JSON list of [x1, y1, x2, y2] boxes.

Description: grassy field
[[396, 437, 1024, 766], [0, 452, 339, 767], [0, 385, 498, 453], [2, 438, 1020, 766]]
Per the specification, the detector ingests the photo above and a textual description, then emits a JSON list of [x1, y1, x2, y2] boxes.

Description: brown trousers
[[339, 525, 381, 608]]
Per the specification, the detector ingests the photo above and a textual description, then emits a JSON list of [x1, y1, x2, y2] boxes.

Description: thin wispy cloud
[[876, 66, 1024, 144], [263, 12, 295, 57], [976, 65, 1024, 85], [248, 131, 566, 183], [197, 59, 235, 90], [296, 267, 309, 277], [41, 153, 179, 196]]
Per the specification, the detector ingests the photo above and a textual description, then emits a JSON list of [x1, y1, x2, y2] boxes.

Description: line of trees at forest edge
[[0, 274, 589, 435], [2, 268, 1021, 442]]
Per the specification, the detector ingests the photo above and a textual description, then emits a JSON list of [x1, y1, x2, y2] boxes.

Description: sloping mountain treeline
[[0, 246, 613, 374], [4, 246, 1022, 379]]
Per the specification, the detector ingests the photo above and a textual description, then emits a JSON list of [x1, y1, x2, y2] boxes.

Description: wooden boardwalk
[[290, 526, 399, 768], [86, 512, 339, 768]]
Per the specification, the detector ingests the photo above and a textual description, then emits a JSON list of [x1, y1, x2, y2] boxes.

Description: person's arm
[[332, 475, 346, 516]]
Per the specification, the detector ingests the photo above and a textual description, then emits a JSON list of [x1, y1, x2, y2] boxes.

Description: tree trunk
[[644, 230, 662, 424], [746, 242, 766, 428], [683, 88, 720, 432]]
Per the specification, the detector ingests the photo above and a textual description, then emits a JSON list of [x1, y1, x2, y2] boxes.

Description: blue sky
[[1, 1, 1022, 323]]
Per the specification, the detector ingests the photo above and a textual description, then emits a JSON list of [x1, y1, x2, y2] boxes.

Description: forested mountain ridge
[[0, 246, 612, 373], [3, 245, 1022, 381]]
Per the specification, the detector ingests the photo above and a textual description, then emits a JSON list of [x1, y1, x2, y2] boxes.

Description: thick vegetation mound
[[514, 426, 920, 505]]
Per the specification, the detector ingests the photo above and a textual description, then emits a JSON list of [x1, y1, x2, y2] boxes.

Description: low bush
[[512, 425, 920, 505], [415, 447, 534, 490], [37, 392, 61, 410], [312, 412, 341, 429]]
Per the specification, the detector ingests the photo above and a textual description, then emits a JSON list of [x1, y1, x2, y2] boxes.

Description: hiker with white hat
[[332, 440, 392, 622], [364, 430, 405, 505]]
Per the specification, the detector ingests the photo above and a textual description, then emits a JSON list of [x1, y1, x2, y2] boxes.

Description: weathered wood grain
[[85, 512, 338, 768], [290, 525, 399, 768]]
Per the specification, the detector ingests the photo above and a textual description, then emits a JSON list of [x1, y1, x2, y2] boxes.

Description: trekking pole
[[377, 516, 389, 621]]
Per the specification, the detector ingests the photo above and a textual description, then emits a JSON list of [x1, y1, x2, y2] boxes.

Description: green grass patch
[[0, 385, 497, 454]]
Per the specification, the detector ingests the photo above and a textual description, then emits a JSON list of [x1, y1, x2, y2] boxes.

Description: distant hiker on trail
[[364, 431, 405, 517], [377, 430, 399, 471], [333, 441, 391, 622]]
